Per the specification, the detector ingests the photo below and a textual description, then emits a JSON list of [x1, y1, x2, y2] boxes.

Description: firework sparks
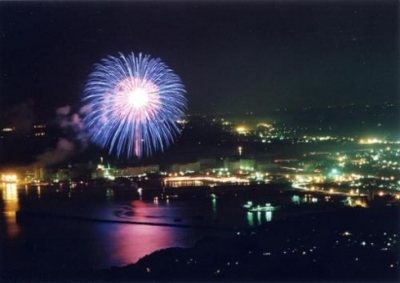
[[82, 53, 187, 158]]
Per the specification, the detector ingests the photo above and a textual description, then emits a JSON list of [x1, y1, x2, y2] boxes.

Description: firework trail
[[82, 53, 187, 158]]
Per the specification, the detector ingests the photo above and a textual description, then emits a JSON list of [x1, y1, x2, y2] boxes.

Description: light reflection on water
[[99, 222, 212, 267], [1, 185, 245, 270], [1, 184, 349, 271], [1, 182, 20, 238], [247, 211, 254, 226], [246, 209, 273, 227], [266, 210, 272, 222]]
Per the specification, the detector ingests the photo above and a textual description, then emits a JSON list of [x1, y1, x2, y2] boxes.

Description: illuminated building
[[115, 165, 160, 177], [169, 161, 200, 173], [1, 127, 16, 139], [33, 124, 47, 137], [224, 158, 256, 172]]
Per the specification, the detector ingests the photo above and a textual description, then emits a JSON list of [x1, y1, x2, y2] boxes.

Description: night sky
[[0, 0, 398, 125]]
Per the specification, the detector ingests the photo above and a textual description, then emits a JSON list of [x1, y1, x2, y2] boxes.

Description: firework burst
[[82, 53, 187, 158]]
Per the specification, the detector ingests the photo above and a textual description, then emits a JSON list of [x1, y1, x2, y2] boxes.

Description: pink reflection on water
[[95, 200, 227, 267], [102, 200, 193, 266], [106, 223, 185, 266]]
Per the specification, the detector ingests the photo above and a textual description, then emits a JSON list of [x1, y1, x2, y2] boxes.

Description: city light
[[236, 126, 248, 134], [1, 174, 18, 183], [359, 138, 383, 144]]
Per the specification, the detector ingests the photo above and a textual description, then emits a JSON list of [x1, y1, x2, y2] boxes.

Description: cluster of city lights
[[164, 175, 250, 185], [1, 174, 18, 183]]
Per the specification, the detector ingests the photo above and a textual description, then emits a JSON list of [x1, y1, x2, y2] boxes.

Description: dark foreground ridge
[[4, 206, 400, 282]]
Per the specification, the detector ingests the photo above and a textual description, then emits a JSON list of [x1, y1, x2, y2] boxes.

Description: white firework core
[[128, 88, 149, 109], [114, 76, 160, 120]]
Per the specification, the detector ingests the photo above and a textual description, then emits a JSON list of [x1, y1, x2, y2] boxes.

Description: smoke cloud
[[35, 139, 75, 166], [56, 105, 71, 116], [35, 105, 88, 166]]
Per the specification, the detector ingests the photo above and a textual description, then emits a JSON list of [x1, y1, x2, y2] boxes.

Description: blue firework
[[82, 52, 187, 158]]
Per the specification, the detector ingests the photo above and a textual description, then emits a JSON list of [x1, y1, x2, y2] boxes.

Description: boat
[[243, 201, 277, 212], [243, 201, 253, 209]]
